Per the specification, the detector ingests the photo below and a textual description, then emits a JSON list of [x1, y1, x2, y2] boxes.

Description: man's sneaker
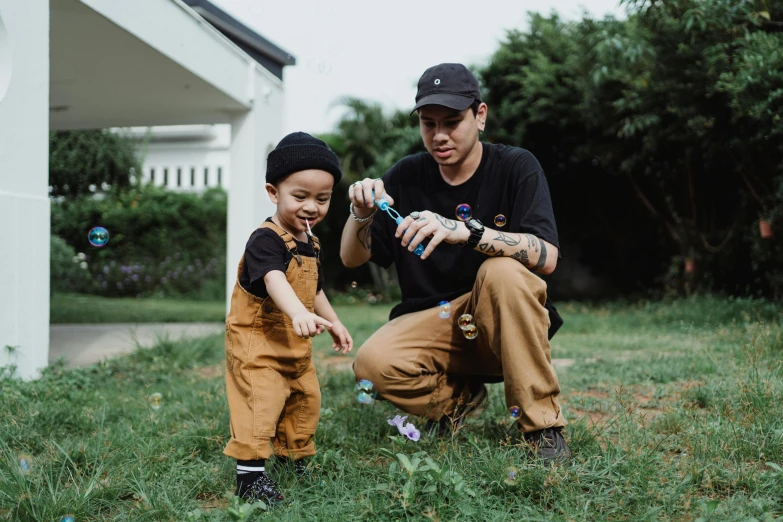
[[523, 427, 572, 465], [236, 471, 284, 505], [424, 384, 488, 438]]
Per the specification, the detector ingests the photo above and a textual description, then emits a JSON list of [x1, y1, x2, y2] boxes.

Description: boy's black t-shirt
[[239, 218, 323, 298], [370, 142, 563, 337]]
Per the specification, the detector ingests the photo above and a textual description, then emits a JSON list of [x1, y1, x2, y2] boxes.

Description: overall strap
[[309, 234, 322, 266], [259, 221, 303, 265]]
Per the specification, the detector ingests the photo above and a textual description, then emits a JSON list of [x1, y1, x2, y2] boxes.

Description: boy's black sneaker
[[275, 456, 310, 478], [523, 427, 572, 466], [236, 471, 284, 505], [424, 384, 488, 438]]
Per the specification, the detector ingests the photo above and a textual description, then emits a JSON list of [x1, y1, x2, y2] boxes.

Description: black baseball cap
[[412, 63, 482, 114]]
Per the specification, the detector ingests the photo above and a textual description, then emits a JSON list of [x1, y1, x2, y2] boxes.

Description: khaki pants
[[354, 257, 565, 432]]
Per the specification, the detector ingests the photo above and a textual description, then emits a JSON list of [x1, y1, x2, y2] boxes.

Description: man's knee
[[353, 342, 424, 395], [477, 257, 546, 297], [353, 343, 387, 385]]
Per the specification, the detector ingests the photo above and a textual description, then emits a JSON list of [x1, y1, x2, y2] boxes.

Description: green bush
[[49, 235, 92, 294], [51, 185, 227, 299]]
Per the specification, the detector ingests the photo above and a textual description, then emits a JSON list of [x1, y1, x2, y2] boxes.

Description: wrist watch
[[461, 218, 484, 249]]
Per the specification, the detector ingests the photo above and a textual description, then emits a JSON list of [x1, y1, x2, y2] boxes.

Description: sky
[[210, 0, 626, 135]]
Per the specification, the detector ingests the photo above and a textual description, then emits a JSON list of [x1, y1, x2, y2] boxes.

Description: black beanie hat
[[266, 132, 342, 186]]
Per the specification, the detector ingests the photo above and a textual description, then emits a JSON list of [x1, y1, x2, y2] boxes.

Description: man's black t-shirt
[[370, 142, 563, 337], [239, 218, 323, 298]]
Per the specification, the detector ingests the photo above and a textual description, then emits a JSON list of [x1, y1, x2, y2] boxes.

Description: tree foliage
[[478, 0, 783, 297], [49, 130, 141, 198]]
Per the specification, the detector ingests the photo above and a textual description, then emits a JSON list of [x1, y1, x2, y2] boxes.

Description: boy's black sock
[[235, 459, 265, 496]]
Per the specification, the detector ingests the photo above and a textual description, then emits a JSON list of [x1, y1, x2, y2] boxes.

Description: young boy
[[223, 132, 353, 504]]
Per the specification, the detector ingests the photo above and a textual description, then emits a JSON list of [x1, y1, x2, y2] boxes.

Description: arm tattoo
[[479, 242, 499, 255], [357, 220, 372, 251], [511, 249, 529, 265], [493, 231, 521, 246], [525, 234, 539, 252], [435, 214, 458, 230], [533, 241, 548, 271]]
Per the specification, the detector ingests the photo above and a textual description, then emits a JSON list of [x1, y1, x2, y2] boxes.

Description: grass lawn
[[2, 297, 782, 521], [50, 293, 226, 324]]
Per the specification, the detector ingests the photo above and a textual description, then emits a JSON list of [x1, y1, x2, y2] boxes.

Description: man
[[340, 63, 570, 464]]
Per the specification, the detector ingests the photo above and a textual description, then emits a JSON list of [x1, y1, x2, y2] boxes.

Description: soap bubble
[[148, 392, 163, 411], [494, 214, 507, 227], [509, 406, 521, 420], [60, 516, 75, 522], [351, 281, 358, 288], [354, 380, 376, 405], [18, 454, 32, 474], [455, 204, 472, 221], [504, 466, 519, 485], [462, 324, 478, 339], [87, 227, 109, 247], [357, 391, 375, 405], [438, 301, 451, 319], [458, 314, 474, 330]]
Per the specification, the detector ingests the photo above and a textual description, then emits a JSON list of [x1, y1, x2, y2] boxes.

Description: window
[[150, 168, 155, 184], [204, 167, 209, 186], [190, 168, 195, 187], [163, 168, 169, 186], [217, 167, 223, 186], [177, 168, 182, 187]]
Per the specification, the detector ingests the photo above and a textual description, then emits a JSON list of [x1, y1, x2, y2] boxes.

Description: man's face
[[418, 103, 486, 167]]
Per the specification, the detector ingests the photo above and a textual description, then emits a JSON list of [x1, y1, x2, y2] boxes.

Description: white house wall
[[0, 0, 50, 379]]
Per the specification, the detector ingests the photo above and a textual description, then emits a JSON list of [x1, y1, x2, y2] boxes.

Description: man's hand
[[396, 211, 471, 260], [290, 311, 332, 339], [348, 178, 394, 218], [328, 320, 353, 354]]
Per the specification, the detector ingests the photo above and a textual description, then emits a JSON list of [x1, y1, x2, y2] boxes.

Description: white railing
[[140, 164, 228, 191]]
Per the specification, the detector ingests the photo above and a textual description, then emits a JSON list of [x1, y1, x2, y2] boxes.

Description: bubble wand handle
[[373, 191, 425, 256]]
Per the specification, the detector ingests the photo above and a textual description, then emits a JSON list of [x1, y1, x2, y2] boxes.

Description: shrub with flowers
[[51, 185, 227, 298]]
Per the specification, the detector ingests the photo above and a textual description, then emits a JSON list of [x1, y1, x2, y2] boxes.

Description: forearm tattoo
[[493, 231, 521, 246], [533, 241, 548, 271], [478, 243, 503, 255], [357, 220, 372, 251], [434, 214, 458, 230], [511, 249, 529, 265]]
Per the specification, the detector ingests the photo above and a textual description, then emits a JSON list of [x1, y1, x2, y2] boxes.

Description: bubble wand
[[374, 190, 426, 256]]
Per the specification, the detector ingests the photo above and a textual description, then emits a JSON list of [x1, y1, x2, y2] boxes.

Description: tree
[[479, 1, 783, 298], [49, 129, 141, 198]]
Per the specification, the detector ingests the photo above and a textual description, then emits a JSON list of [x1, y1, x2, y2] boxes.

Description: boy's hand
[[328, 320, 353, 354], [291, 311, 332, 339]]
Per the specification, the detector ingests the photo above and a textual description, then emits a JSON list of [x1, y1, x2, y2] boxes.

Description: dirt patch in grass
[[190, 365, 224, 379], [566, 381, 703, 425], [316, 355, 355, 372]]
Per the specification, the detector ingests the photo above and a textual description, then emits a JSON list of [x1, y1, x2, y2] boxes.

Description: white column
[[226, 68, 282, 311], [0, 0, 50, 379]]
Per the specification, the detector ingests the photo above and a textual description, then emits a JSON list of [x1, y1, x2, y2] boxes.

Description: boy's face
[[266, 169, 334, 236]]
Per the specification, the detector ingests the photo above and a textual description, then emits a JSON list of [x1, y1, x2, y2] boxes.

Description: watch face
[[468, 218, 484, 230]]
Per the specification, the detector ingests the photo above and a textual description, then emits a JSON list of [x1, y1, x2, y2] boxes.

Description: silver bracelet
[[349, 203, 377, 222]]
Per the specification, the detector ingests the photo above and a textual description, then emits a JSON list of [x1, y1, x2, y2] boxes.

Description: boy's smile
[[266, 169, 334, 241]]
